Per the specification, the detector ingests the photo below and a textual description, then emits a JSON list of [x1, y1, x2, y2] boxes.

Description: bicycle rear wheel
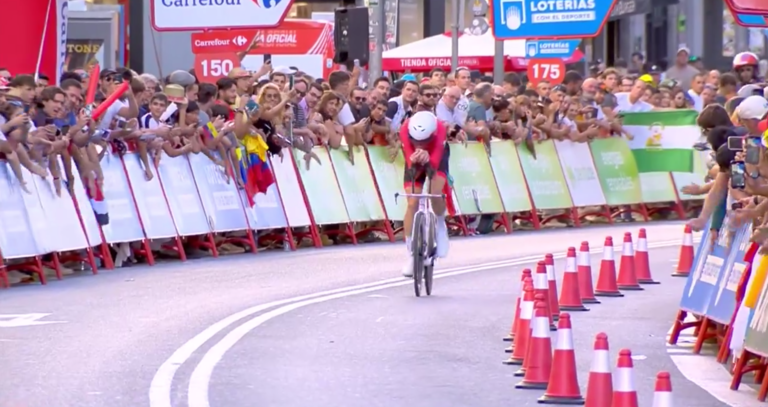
[[411, 212, 426, 297]]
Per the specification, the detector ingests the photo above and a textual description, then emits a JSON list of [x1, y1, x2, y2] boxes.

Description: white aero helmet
[[408, 111, 438, 141]]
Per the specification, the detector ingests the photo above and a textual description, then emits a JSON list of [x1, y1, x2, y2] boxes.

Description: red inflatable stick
[[91, 82, 129, 121], [85, 64, 100, 105]]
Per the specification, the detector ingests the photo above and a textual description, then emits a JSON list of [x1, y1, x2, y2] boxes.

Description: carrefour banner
[[622, 110, 700, 173]]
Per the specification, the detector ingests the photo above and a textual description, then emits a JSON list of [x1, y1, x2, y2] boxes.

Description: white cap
[[736, 95, 768, 120], [272, 66, 297, 75]]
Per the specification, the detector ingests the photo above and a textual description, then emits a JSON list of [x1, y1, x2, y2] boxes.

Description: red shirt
[[399, 118, 447, 170]]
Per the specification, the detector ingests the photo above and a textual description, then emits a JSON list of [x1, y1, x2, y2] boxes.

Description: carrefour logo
[[160, 0, 283, 8], [252, 0, 284, 7], [160, 0, 242, 7]]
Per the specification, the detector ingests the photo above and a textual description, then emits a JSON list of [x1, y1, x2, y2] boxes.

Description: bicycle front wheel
[[412, 212, 426, 297]]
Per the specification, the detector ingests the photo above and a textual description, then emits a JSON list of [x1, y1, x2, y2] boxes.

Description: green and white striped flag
[[622, 110, 699, 173]]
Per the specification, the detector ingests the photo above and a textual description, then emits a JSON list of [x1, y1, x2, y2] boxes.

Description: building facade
[[80, 0, 767, 75]]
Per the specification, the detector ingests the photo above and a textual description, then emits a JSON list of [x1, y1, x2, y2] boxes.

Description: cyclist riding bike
[[399, 111, 450, 277]]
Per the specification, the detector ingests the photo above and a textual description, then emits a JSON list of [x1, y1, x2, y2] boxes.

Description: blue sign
[[707, 222, 752, 324], [492, 0, 618, 40], [680, 217, 729, 315], [525, 39, 580, 58], [735, 13, 768, 26]]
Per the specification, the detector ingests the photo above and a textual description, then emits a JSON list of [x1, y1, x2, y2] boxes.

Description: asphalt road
[[0, 221, 756, 407]]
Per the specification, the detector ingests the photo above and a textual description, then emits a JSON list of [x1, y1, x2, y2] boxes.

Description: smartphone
[[727, 136, 744, 151], [731, 160, 747, 189], [288, 74, 295, 90], [263, 54, 272, 65], [746, 144, 761, 164], [60, 125, 70, 135]]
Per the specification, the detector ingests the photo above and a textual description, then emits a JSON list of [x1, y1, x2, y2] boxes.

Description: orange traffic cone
[[578, 241, 600, 304], [516, 296, 552, 389], [503, 278, 533, 366], [672, 225, 694, 277], [544, 253, 561, 321], [594, 237, 623, 297], [585, 333, 612, 407], [611, 349, 639, 407], [536, 261, 557, 330], [635, 228, 659, 284], [652, 371, 674, 407], [559, 247, 588, 311], [539, 313, 584, 404], [504, 268, 532, 342], [617, 232, 643, 291]]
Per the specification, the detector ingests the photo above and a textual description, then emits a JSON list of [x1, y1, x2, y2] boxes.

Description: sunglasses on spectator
[[421, 93, 438, 98], [552, 85, 566, 93], [354, 96, 366, 102]]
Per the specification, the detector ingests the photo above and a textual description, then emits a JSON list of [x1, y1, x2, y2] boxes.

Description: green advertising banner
[[639, 173, 679, 203], [486, 140, 533, 213], [448, 142, 505, 215], [589, 137, 643, 205], [293, 147, 350, 225], [329, 147, 386, 222], [516, 140, 573, 210], [366, 146, 408, 221], [672, 151, 709, 201]]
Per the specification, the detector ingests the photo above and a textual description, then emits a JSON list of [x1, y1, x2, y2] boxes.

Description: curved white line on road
[[180, 240, 685, 407], [149, 252, 541, 407]]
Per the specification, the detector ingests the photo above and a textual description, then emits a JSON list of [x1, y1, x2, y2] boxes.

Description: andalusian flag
[[622, 110, 700, 173]]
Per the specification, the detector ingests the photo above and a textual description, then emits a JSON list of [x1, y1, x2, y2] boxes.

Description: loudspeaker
[[334, 6, 369, 66]]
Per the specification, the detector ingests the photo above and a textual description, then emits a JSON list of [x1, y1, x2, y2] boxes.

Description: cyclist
[[399, 111, 450, 277]]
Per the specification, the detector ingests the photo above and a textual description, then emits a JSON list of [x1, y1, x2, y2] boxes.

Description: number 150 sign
[[526, 58, 566, 86]]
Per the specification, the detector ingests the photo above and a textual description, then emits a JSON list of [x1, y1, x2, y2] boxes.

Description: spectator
[[562, 70, 583, 96], [502, 72, 521, 95], [615, 80, 653, 112], [664, 46, 700, 91], [385, 79, 419, 132], [464, 82, 493, 144], [715, 73, 738, 104], [428, 68, 447, 88], [415, 84, 438, 113], [687, 73, 705, 111]]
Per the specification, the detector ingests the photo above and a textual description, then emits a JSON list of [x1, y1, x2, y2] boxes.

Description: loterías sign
[[151, 0, 294, 32]]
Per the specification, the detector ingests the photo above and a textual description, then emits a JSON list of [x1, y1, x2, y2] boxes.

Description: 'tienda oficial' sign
[[151, 0, 294, 32]]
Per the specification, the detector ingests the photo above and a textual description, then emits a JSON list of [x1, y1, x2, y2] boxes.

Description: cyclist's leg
[[431, 144, 450, 258]]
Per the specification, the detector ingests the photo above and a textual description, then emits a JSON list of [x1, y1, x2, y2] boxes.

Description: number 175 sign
[[526, 58, 566, 86]]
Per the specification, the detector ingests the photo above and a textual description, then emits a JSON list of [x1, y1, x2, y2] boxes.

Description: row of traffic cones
[[510, 295, 675, 406], [503, 229, 670, 404], [504, 229, 658, 346]]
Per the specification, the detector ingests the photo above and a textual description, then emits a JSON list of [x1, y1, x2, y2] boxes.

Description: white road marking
[[0, 313, 67, 328], [671, 355, 761, 407], [148, 239, 690, 407]]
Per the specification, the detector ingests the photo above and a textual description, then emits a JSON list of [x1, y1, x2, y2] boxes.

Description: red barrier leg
[[0, 253, 8, 288], [668, 310, 701, 345]]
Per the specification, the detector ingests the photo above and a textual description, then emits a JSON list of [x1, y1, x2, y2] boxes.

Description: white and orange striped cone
[[537, 261, 557, 331], [617, 232, 643, 291], [545, 254, 561, 322], [539, 313, 584, 404], [544, 253, 560, 322], [634, 228, 659, 284], [559, 247, 588, 311], [504, 269, 532, 342], [672, 225, 694, 277], [611, 349, 639, 407], [594, 237, 623, 297], [652, 371, 674, 407], [584, 333, 612, 407], [503, 278, 534, 366], [515, 295, 553, 389], [578, 241, 600, 304]]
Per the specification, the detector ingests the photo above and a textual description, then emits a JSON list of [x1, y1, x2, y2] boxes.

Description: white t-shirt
[[614, 92, 654, 113], [337, 102, 356, 127], [139, 112, 162, 130], [561, 117, 578, 132], [98, 99, 127, 130], [435, 100, 457, 127], [455, 95, 469, 126], [687, 89, 703, 112]]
